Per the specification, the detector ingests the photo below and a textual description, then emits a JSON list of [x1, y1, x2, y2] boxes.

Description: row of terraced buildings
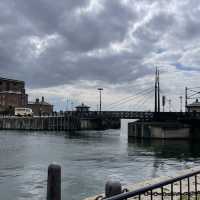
[[0, 77, 53, 115]]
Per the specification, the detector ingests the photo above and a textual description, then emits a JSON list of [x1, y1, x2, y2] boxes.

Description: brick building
[[27, 97, 53, 115], [0, 77, 28, 113]]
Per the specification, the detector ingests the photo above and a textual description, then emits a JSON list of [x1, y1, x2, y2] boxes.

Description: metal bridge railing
[[47, 164, 200, 200], [95, 168, 200, 200]]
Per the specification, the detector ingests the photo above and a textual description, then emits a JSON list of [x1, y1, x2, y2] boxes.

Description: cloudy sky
[[1, 0, 200, 111]]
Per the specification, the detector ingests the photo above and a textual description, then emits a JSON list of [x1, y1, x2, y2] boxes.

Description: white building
[[187, 99, 200, 112]]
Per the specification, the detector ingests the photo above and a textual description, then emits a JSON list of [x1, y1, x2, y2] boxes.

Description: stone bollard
[[47, 164, 61, 200], [105, 181, 122, 198]]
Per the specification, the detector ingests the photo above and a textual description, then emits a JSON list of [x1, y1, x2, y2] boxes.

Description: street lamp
[[97, 88, 103, 112], [180, 96, 183, 112]]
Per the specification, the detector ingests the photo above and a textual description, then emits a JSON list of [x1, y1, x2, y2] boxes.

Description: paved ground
[[84, 166, 200, 200]]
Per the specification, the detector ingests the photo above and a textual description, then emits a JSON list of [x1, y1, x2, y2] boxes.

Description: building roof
[[28, 96, 53, 106], [75, 103, 90, 108], [187, 100, 200, 107], [0, 77, 24, 83], [28, 101, 53, 106], [0, 91, 22, 94]]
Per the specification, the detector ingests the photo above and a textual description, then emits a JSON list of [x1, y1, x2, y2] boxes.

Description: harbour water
[[0, 121, 200, 200]]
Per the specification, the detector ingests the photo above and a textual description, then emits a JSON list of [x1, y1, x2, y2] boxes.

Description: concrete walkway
[[84, 166, 200, 200]]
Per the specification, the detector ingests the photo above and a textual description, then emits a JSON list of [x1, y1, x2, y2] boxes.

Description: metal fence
[[98, 169, 200, 200], [46, 164, 200, 200]]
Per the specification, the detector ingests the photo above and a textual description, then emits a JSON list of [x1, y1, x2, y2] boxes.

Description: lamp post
[[97, 88, 103, 113], [180, 96, 183, 112]]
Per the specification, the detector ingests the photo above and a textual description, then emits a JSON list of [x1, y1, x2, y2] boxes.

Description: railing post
[[105, 181, 122, 198], [47, 164, 61, 200]]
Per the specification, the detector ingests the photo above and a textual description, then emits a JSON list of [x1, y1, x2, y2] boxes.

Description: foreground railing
[[47, 164, 200, 200], [95, 169, 200, 200]]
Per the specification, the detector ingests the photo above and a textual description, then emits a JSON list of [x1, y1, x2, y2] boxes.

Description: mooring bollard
[[105, 181, 122, 198], [47, 164, 61, 200]]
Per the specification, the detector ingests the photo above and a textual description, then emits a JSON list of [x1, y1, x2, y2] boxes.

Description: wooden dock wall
[[0, 115, 121, 131], [0, 116, 81, 131]]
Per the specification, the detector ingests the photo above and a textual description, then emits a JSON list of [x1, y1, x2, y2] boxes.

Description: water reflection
[[1, 129, 200, 200], [128, 138, 200, 159]]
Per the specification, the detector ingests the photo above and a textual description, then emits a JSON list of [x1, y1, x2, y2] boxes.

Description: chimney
[[42, 96, 44, 102], [36, 98, 39, 103]]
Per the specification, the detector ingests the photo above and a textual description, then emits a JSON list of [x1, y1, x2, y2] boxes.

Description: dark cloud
[[0, 0, 200, 92], [60, 0, 136, 52]]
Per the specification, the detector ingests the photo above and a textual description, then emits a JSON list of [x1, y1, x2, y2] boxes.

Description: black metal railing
[[100, 169, 200, 200], [46, 164, 200, 200]]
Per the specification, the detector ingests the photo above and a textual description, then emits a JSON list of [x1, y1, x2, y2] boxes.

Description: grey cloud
[[13, 0, 89, 34], [24, 50, 151, 88], [0, 0, 200, 91], [60, 0, 136, 52]]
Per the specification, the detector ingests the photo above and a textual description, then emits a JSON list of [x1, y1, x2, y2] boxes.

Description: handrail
[[104, 169, 200, 200]]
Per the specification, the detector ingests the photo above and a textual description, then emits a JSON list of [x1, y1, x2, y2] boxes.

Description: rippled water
[[0, 122, 200, 200]]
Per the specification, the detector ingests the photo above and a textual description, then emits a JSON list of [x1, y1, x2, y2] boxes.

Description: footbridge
[[65, 110, 200, 121], [66, 111, 154, 120]]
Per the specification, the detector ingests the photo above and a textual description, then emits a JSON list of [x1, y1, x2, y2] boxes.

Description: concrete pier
[[77, 117, 120, 130], [128, 121, 190, 139]]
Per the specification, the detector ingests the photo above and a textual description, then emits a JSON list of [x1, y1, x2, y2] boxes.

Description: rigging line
[[187, 92, 200, 98], [122, 80, 155, 88], [105, 87, 154, 109], [109, 88, 154, 110], [188, 96, 200, 99], [188, 86, 200, 90], [130, 88, 154, 108], [134, 97, 151, 111], [187, 88, 200, 93], [104, 88, 151, 106], [107, 94, 145, 110], [109, 88, 154, 109], [140, 96, 154, 111], [132, 89, 154, 110], [119, 89, 154, 110]]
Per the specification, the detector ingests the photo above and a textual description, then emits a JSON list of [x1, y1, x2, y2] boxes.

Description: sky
[[1, 0, 200, 111]]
